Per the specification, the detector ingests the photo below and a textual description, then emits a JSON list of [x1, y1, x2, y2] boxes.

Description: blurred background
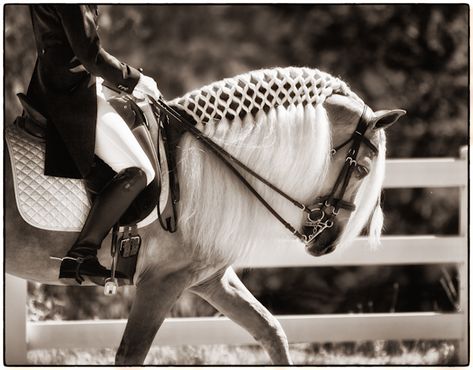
[[4, 3, 468, 353]]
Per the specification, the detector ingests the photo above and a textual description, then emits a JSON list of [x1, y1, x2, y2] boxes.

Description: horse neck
[[175, 103, 332, 265], [206, 103, 332, 200]]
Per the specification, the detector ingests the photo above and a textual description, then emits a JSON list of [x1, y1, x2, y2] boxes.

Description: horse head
[[303, 93, 405, 257]]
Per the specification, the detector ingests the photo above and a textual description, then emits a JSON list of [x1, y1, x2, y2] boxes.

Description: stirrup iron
[[104, 224, 119, 296]]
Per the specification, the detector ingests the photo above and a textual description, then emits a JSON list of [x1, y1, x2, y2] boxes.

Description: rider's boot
[[59, 167, 147, 284]]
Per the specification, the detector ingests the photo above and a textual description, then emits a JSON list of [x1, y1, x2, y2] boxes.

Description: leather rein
[[149, 96, 377, 244]]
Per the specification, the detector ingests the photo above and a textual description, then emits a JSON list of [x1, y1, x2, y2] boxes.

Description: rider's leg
[[59, 94, 155, 283], [93, 96, 155, 186]]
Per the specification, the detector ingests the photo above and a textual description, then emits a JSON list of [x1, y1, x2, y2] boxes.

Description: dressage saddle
[[15, 92, 180, 228], [14, 92, 182, 285]]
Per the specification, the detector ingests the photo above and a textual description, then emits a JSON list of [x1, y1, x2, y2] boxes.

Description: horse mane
[[172, 67, 353, 125], [169, 67, 383, 264]]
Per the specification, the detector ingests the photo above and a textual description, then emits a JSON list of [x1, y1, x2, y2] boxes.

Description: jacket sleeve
[[55, 5, 140, 93]]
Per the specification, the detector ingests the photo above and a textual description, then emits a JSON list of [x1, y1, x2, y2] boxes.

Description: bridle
[[302, 105, 378, 244], [150, 97, 378, 245]]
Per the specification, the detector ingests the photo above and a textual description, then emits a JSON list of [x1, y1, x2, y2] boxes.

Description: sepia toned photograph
[[4, 3, 468, 366]]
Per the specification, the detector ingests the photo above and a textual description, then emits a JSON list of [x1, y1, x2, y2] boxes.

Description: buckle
[[119, 235, 141, 258]]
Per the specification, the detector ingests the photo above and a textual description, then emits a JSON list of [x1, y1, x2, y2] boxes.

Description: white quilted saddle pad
[[6, 124, 91, 231], [6, 123, 160, 232]]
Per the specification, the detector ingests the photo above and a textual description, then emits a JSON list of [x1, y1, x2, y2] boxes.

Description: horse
[[5, 67, 405, 365]]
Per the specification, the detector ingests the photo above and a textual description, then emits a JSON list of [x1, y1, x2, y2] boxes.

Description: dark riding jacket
[[26, 5, 140, 179]]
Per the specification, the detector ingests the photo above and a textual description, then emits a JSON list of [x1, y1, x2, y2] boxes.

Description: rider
[[26, 5, 160, 283]]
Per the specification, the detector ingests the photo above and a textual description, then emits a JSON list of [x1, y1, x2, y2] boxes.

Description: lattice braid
[[170, 67, 356, 125]]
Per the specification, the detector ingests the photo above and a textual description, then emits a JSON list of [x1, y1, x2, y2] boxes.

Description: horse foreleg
[[115, 271, 190, 365], [190, 267, 292, 365]]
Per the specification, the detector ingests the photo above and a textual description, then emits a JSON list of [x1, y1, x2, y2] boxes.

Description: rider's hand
[[133, 73, 161, 100]]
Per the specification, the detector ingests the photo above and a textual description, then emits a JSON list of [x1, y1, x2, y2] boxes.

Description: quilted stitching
[[6, 125, 90, 231]]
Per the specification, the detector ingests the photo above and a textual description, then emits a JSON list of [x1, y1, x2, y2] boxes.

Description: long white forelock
[[339, 129, 386, 249], [170, 67, 359, 264]]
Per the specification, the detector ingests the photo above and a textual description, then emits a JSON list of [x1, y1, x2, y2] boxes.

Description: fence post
[[458, 146, 468, 365], [5, 274, 28, 365]]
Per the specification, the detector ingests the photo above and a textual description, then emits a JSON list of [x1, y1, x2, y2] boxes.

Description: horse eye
[[356, 165, 369, 179]]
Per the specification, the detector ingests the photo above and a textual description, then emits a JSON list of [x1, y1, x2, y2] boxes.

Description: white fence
[[5, 147, 468, 365]]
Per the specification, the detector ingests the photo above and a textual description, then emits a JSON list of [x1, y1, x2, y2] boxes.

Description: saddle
[[6, 93, 183, 286]]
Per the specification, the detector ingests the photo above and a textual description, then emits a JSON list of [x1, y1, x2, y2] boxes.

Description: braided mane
[[169, 67, 380, 264], [170, 67, 356, 126]]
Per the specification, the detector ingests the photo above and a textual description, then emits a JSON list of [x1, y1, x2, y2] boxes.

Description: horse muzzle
[[303, 220, 341, 257]]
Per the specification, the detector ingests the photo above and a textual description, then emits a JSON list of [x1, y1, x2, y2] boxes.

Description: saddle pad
[[5, 124, 158, 232]]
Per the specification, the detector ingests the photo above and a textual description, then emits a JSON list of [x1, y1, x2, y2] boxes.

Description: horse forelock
[[171, 67, 373, 264]]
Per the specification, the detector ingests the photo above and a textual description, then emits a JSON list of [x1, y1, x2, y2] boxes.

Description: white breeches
[[94, 81, 155, 186]]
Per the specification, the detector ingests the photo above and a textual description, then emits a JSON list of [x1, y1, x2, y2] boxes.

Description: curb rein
[[150, 97, 377, 245]]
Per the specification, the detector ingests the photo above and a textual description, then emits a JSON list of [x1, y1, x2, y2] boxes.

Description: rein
[[149, 96, 376, 244]]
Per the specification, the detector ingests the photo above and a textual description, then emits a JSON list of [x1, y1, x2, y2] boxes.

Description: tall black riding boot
[[59, 167, 147, 284]]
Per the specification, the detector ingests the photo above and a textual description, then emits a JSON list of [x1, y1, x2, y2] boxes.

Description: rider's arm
[[55, 5, 140, 94]]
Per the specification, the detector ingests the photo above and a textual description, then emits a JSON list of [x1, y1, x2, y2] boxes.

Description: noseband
[[151, 98, 378, 245], [302, 105, 378, 243]]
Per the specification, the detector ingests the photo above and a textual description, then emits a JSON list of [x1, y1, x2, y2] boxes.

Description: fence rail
[[5, 148, 468, 365], [238, 235, 465, 268], [28, 312, 464, 349]]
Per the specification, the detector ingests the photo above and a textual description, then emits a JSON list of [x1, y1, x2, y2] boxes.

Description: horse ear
[[372, 109, 406, 130]]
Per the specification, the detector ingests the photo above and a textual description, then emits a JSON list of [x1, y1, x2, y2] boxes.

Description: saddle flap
[[136, 100, 176, 230], [106, 96, 162, 226]]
